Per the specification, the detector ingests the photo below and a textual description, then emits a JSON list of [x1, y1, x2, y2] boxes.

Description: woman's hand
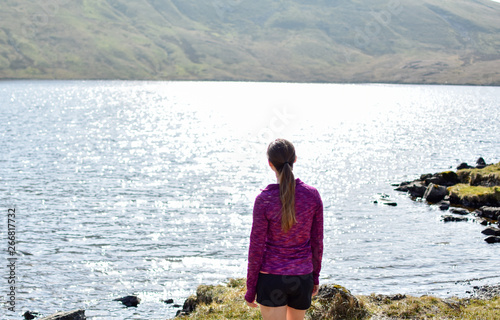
[[312, 284, 319, 297], [246, 300, 259, 308]]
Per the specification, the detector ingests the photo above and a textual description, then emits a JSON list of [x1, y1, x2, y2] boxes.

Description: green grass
[[173, 279, 500, 320], [458, 162, 500, 186], [447, 184, 500, 206]]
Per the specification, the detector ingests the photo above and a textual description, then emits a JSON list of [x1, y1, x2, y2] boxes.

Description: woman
[[245, 139, 324, 320]]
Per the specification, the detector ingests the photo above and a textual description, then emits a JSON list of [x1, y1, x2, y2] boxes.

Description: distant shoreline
[[0, 78, 499, 87]]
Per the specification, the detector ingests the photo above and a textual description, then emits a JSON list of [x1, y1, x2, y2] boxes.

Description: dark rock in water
[[442, 215, 468, 222], [423, 183, 448, 203], [450, 208, 470, 215], [457, 162, 473, 170], [24, 311, 40, 320], [437, 200, 450, 210], [38, 310, 85, 320], [484, 236, 500, 243], [482, 227, 500, 236], [113, 295, 141, 307], [476, 157, 487, 169], [373, 193, 397, 206], [407, 180, 427, 198], [164, 298, 174, 304]]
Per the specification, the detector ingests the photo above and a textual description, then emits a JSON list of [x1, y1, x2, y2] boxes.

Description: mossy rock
[[457, 162, 500, 187], [448, 184, 500, 208], [307, 284, 368, 320]]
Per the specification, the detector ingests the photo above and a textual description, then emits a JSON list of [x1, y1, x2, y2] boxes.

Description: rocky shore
[[22, 280, 500, 320], [394, 158, 500, 243], [172, 279, 500, 320]]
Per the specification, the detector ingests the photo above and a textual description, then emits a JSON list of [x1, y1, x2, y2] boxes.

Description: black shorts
[[256, 272, 314, 310]]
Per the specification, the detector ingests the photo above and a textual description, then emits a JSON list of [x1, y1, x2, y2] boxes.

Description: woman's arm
[[311, 191, 324, 286], [245, 195, 269, 304]]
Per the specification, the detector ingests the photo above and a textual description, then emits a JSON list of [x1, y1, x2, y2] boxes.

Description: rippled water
[[0, 81, 499, 319]]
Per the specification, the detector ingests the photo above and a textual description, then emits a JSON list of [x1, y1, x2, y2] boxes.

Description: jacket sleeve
[[311, 190, 324, 285], [245, 195, 269, 303]]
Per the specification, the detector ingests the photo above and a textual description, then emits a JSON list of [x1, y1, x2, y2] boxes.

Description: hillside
[[0, 0, 499, 84]]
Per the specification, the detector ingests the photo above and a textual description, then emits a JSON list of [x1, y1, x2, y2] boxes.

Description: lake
[[1, 80, 499, 319]]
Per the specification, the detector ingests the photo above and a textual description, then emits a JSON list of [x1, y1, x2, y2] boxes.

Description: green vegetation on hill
[[1, 0, 500, 83]]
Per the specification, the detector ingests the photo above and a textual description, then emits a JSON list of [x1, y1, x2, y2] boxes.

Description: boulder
[[476, 207, 500, 221], [38, 310, 85, 320], [481, 227, 500, 236], [476, 157, 487, 169], [426, 172, 460, 186], [484, 236, 500, 244], [113, 295, 140, 307], [442, 215, 468, 222], [308, 284, 367, 320], [423, 183, 448, 203], [406, 181, 427, 198]]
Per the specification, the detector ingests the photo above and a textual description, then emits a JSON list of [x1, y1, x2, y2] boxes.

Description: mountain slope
[[0, 0, 499, 84]]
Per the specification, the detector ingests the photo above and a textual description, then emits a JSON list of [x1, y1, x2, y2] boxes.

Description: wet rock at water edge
[[442, 215, 468, 222], [423, 183, 448, 203], [163, 298, 174, 304], [176, 296, 197, 317], [113, 295, 141, 307], [24, 311, 40, 320], [484, 236, 500, 243], [475, 217, 490, 226], [476, 207, 500, 221], [450, 208, 470, 215], [437, 200, 450, 210], [482, 227, 500, 236], [38, 309, 86, 320], [406, 181, 427, 198]]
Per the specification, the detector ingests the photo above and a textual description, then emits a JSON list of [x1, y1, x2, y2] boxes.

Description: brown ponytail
[[267, 139, 296, 232]]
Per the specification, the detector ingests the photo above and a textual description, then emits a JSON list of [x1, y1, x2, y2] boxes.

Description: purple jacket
[[245, 178, 324, 303]]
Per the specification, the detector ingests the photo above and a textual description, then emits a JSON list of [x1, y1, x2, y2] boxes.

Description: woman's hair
[[267, 138, 296, 232]]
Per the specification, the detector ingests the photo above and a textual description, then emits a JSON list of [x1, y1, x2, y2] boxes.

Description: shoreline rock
[[38, 310, 85, 320], [394, 159, 500, 243]]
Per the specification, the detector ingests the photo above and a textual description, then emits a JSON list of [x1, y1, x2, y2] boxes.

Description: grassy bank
[[448, 162, 500, 208], [173, 279, 500, 320]]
